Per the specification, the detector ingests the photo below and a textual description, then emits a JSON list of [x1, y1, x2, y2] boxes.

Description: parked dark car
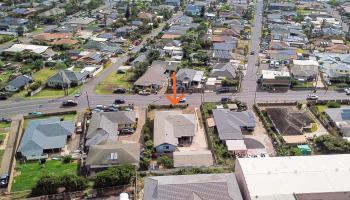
[[114, 99, 125, 104], [113, 88, 127, 94], [0, 118, 11, 123], [120, 128, 134, 134], [0, 95, 7, 100], [62, 100, 78, 107], [221, 97, 231, 103], [216, 87, 230, 93], [104, 107, 118, 112], [0, 174, 9, 188]]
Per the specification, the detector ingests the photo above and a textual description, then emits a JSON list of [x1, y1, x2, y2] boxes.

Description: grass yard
[[95, 72, 134, 94], [23, 113, 77, 128], [0, 122, 11, 129], [33, 68, 57, 83], [316, 105, 328, 113], [29, 85, 83, 99], [0, 133, 6, 144], [12, 160, 79, 192]]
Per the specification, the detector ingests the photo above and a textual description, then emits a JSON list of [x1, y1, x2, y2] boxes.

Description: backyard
[[95, 71, 134, 94], [12, 160, 79, 192], [23, 112, 77, 128]]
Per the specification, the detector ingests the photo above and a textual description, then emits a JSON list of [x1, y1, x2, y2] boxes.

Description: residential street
[[0, 2, 348, 118]]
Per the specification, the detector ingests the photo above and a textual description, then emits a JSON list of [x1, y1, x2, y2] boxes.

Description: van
[[76, 122, 83, 133]]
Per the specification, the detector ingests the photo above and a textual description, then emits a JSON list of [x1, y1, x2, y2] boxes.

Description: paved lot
[[118, 107, 145, 144], [245, 113, 276, 156]]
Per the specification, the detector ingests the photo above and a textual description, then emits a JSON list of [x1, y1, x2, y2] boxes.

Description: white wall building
[[235, 154, 350, 200]]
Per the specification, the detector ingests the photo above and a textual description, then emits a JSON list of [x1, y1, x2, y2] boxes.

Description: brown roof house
[[326, 44, 350, 54], [266, 108, 314, 135]]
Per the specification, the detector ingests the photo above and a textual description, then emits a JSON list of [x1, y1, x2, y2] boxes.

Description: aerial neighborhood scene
[[1, 0, 350, 199]]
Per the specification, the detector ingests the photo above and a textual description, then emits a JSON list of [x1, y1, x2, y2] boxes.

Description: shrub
[[157, 156, 173, 169], [94, 165, 135, 188], [327, 101, 341, 108], [62, 155, 73, 163]]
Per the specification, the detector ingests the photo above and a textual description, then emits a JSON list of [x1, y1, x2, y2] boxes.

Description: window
[[110, 152, 118, 160], [163, 146, 169, 150]]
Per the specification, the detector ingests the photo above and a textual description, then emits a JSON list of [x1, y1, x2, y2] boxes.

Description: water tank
[[120, 193, 129, 200]]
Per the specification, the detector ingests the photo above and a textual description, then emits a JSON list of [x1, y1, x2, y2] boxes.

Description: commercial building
[[235, 154, 350, 200]]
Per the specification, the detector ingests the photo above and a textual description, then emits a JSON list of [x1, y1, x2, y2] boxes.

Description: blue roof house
[[17, 117, 74, 160]]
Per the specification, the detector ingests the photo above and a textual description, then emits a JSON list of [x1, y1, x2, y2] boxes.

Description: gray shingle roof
[[213, 109, 256, 140], [134, 64, 167, 87], [86, 112, 136, 146], [48, 70, 85, 85], [154, 111, 196, 147], [210, 63, 238, 79], [86, 142, 140, 168], [266, 108, 314, 135], [17, 117, 74, 158], [143, 173, 243, 200], [7, 75, 32, 88]]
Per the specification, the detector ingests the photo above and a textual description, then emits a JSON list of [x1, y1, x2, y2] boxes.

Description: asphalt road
[[0, 4, 349, 118]]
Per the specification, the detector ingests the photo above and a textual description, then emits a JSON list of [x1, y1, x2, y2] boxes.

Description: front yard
[[95, 71, 134, 94], [12, 160, 79, 192]]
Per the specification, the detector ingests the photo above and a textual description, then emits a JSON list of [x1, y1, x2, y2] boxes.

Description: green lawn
[[33, 68, 57, 83], [316, 105, 328, 113], [95, 72, 134, 94], [293, 81, 314, 88], [0, 150, 4, 167], [29, 85, 82, 99], [0, 133, 6, 144], [24, 113, 77, 128], [0, 122, 11, 129], [12, 160, 79, 192]]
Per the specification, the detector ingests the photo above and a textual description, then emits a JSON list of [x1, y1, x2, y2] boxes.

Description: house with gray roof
[[176, 68, 204, 91], [213, 109, 256, 141], [47, 69, 88, 88], [84, 41, 121, 54], [86, 111, 136, 147], [210, 63, 239, 80], [85, 142, 140, 172], [134, 64, 168, 90], [325, 107, 350, 139], [17, 117, 74, 160], [154, 111, 196, 153], [5, 75, 32, 92], [143, 173, 243, 200], [266, 108, 313, 135]]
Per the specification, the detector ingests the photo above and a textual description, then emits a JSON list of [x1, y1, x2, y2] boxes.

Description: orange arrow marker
[[166, 72, 185, 105]]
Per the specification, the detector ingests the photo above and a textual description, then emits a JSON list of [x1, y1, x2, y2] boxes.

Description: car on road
[[113, 88, 127, 94], [179, 98, 187, 103], [250, 51, 255, 55], [344, 88, 350, 95], [120, 128, 134, 134], [216, 87, 230, 93], [62, 100, 78, 107], [28, 111, 43, 116], [221, 97, 231, 103], [128, 45, 134, 51], [139, 90, 151, 95], [114, 99, 125, 104], [306, 94, 318, 100], [0, 174, 9, 188], [0, 95, 7, 100], [74, 92, 82, 97]]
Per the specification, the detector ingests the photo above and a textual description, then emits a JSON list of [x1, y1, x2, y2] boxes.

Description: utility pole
[[86, 92, 91, 110]]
